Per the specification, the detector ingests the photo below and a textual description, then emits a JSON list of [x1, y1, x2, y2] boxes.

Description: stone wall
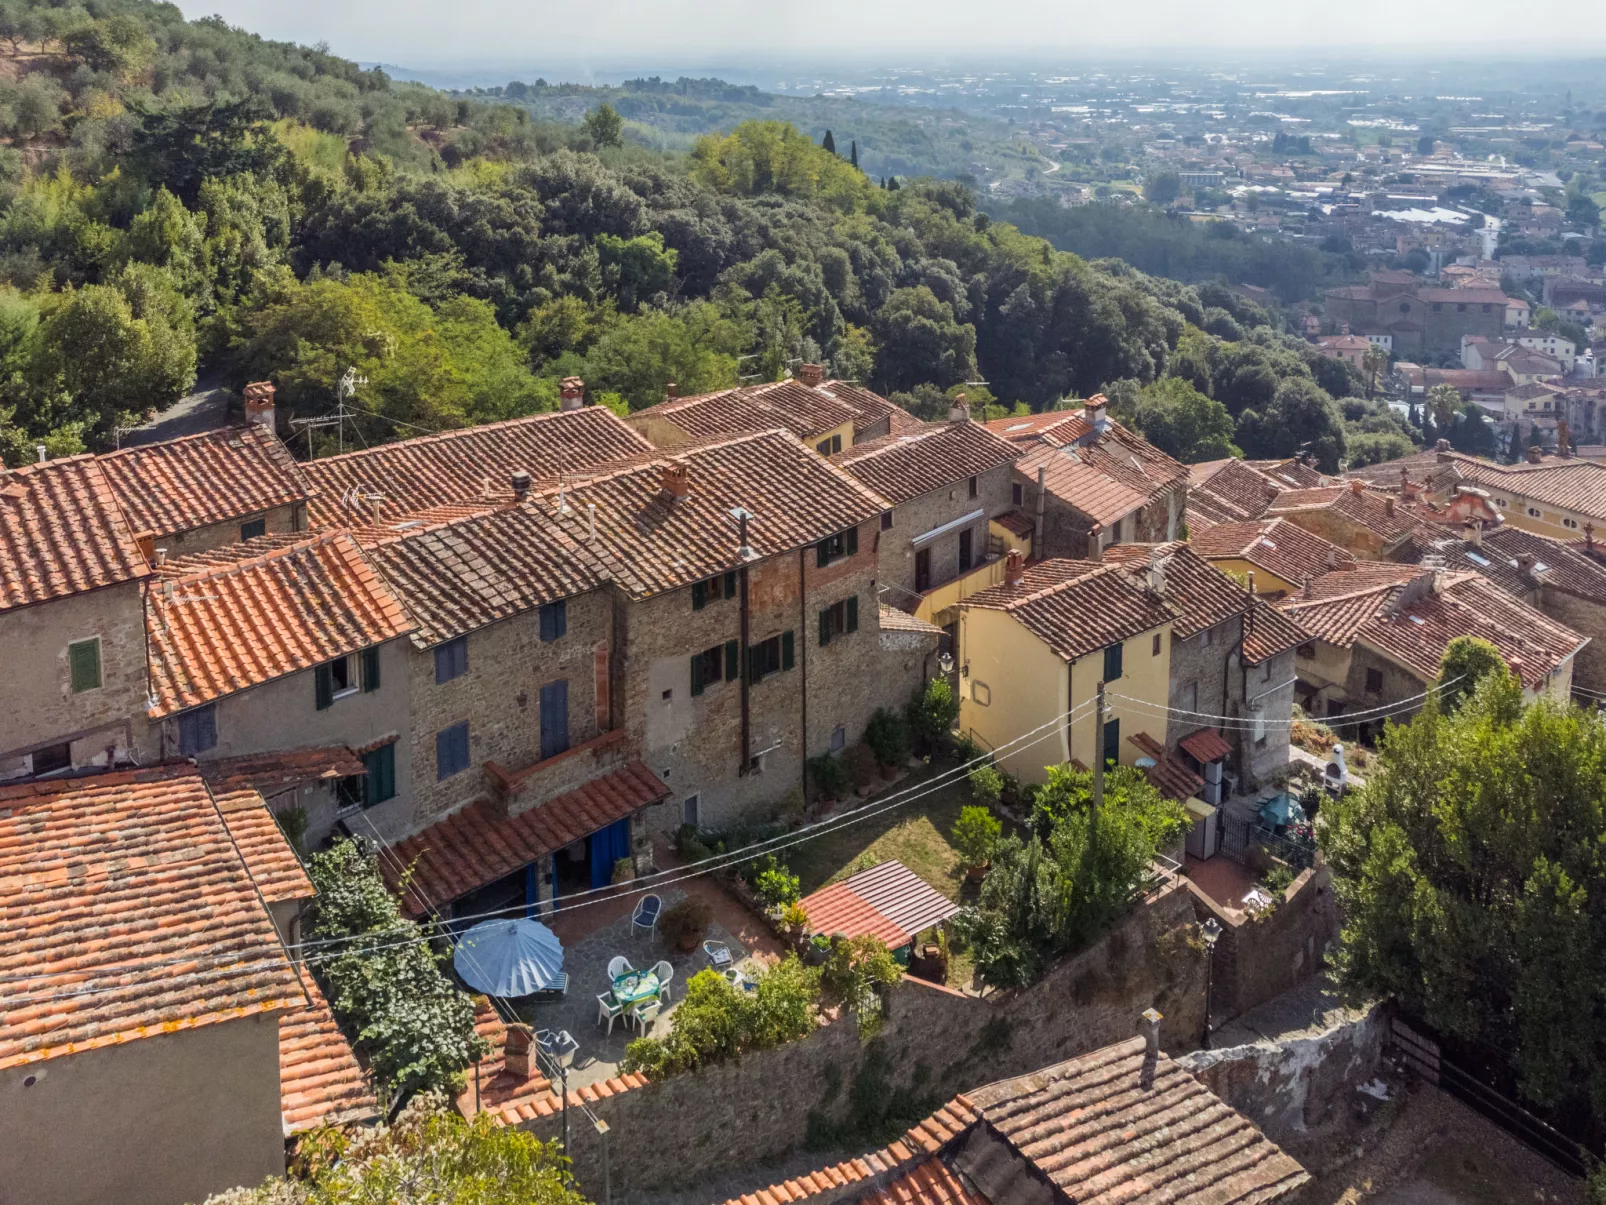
[[520, 883, 1206, 1197], [876, 461, 1015, 599], [1166, 615, 1243, 748], [1538, 587, 1606, 695], [154, 500, 302, 554]]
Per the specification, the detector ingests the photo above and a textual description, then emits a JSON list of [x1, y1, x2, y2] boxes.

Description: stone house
[[1264, 480, 1429, 559], [0, 455, 152, 782], [1324, 278, 1507, 358], [1190, 516, 1356, 599]]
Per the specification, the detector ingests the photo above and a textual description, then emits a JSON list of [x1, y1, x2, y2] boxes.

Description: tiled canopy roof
[[962, 560, 1173, 661], [363, 505, 607, 647], [1180, 728, 1233, 764], [1189, 517, 1356, 587], [280, 967, 377, 1136], [383, 761, 670, 915], [0, 766, 304, 1070], [212, 786, 314, 905], [1187, 458, 1281, 527], [145, 532, 412, 717], [1268, 485, 1426, 544], [649, 380, 859, 441], [0, 455, 150, 611], [984, 409, 1091, 445], [530, 429, 889, 600], [301, 407, 653, 527], [99, 425, 311, 541], [1104, 543, 1251, 640], [1129, 730, 1204, 802], [834, 421, 1019, 507], [797, 859, 960, 949]]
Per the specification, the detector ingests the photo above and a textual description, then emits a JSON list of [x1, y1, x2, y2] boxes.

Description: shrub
[[968, 763, 1003, 805], [864, 706, 911, 767], [807, 752, 850, 802], [675, 823, 712, 862], [622, 957, 821, 1079], [274, 805, 309, 855], [658, 897, 713, 948], [751, 855, 802, 909], [842, 742, 879, 789], [822, 935, 904, 1036], [907, 677, 959, 754], [951, 804, 1002, 868], [779, 901, 809, 935]]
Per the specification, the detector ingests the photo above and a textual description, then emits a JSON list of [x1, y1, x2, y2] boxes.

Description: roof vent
[[1527, 445, 1544, 464], [510, 470, 532, 501], [1085, 393, 1109, 429]]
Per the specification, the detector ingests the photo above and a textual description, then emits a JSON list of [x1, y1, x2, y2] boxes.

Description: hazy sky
[[177, 0, 1605, 74]]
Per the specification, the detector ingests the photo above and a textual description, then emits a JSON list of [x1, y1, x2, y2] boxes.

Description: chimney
[[1004, 548, 1025, 586], [665, 381, 678, 399], [1086, 522, 1103, 563], [1402, 479, 1421, 501], [1384, 496, 1395, 517], [1527, 445, 1544, 464], [510, 469, 532, 501], [1138, 1008, 1162, 1089], [1516, 552, 1538, 578], [1586, 522, 1595, 550], [242, 381, 276, 432], [661, 462, 690, 501], [560, 376, 585, 412], [1303, 575, 1314, 598], [135, 533, 156, 564], [732, 506, 756, 561], [1085, 393, 1109, 428], [36, 444, 46, 463], [799, 363, 825, 387], [1032, 466, 1048, 559], [1349, 478, 1364, 495], [1247, 569, 1256, 596], [504, 1023, 537, 1081], [1466, 520, 1482, 548], [948, 392, 971, 423]]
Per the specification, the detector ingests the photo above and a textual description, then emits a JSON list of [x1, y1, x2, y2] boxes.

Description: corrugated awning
[[798, 859, 960, 949]]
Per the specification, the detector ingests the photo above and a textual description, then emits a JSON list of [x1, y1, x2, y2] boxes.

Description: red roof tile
[[984, 410, 1091, 444], [863, 1158, 986, 1205], [384, 761, 670, 914], [1187, 459, 1281, 526], [1189, 517, 1356, 586], [201, 746, 366, 795], [1129, 731, 1203, 801], [1242, 601, 1310, 665], [280, 967, 376, 1135], [1104, 543, 1251, 641], [1016, 441, 1148, 525], [1268, 485, 1427, 544], [459, 997, 562, 1124], [648, 380, 860, 441], [991, 510, 1034, 539], [145, 532, 412, 717], [0, 765, 304, 1069], [1446, 452, 1606, 522], [99, 426, 312, 541], [798, 860, 959, 949], [961, 560, 1173, 661], [834, 421, 1019, 507], [818, 381, 911, 434], [213, 786, 314, 904], [1180, 728, 1233, 763], [0, 455, 150, 611], [301, 408, 653, 527]]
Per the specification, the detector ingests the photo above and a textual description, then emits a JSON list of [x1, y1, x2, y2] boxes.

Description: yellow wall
[[1203, 556, 1298, 599], [958, 605, 1173, 785], [918, 557, 1008, 626], [812, 420, 855, 454], [1485, 492, 1589, 541], [990, 518, 1033, 558], [625, 412, 696, 450]]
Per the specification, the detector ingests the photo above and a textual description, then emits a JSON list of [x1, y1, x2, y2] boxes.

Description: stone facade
[[153, 501, 304, 556], [1535, 587, 1606, 696], [0, 582, 149, 779], [876, 463, 1015, 600], [1239, 648, 1298, 788], [1016, 472, 1184, 562], [1166, 615, 1242, 749]]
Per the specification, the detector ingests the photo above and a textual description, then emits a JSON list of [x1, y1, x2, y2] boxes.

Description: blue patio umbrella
[[453, 918, 565, 997]]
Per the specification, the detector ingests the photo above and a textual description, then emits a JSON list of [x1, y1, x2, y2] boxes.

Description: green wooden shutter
[[781, 630, 795, 671], [745, 644, 756, 683], [724, 639, 739, 681], [362, 646, 380, 692], [314, 663, 333, 710], [845, 526, 858, 556], [364, 744, 396, 806], [68, 639, 100, 692], [846, 595, 858, 633], [690, 652, 705, 696], [816, 540, 829, 568], [724, 571, 737, 599], [692, 580, 707, 610], [819, 608, 832, 647]]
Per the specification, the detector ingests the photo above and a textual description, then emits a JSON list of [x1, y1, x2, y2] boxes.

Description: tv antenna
[[290, 367, 369, 457]]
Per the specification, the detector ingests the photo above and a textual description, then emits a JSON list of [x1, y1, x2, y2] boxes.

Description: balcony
[[883, 519, 1034, 627]]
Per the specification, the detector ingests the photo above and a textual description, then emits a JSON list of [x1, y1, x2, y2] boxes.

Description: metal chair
[[632, 894, 663, 938], [702, 940, 732, 970], [607, 955, 634, 981], [652, 960, 674, 1003], [596, 992, 624, 1036], [632, 998, 662, 1034]]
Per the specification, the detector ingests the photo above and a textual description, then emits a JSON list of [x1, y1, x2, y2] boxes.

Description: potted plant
[[805, 932, 832, 965], [611, 856, 635, 886], [659, 897, 713, 952], [864, 707, 911, 777], [951, 805, 1002, 882], [779, 901, 809, 941]]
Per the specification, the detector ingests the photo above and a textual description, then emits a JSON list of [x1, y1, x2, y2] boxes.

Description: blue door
[[588, 818, 632, 889], [539, 679, 570, 761]]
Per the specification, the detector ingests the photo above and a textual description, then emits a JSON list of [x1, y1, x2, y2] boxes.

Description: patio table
[[612, 968, 660, 1006]]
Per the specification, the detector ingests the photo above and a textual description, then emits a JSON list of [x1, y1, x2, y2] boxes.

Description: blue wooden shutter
[[539, 680, 570, 760]]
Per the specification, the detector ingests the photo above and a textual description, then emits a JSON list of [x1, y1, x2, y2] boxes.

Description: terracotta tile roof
[[1015, 441, 1148, 526], [383, 761, 670, 915], [984, 409, 1090, 445], [212, 786, 314, 904], [862, 1159, 986, 1205], [1104, 543, 1251, 640], [992, 510, 1034, 539], [1267, 485, 1427, 545], [362, 505, 607, 647], [145, 532, 412, 717], [1444, 453, 1606, 521], [1187, 458, 1280, 526], [280, 967, 376, 1135], [648, 380, 860, 441], [155, 531, 312, 575], [0, 455, 150, 611], [797, 859, 960, 949], [99, 426, 312, 541], [878, 606, 945, 636], [1180, 728, 1234, 763], [528, 429, 889, 600], [1246, 458, 1329, 489], [818, 380, 910, 433], [1129, 730, 1203, 801], [1025, 418, 1188, 519], [1243, 600, 1310, 665], [964, 1036, 1310, 1204], [0, 765, 304, 1070], [961, 559, 1173, 661], [201, 746, 366, 794], [1286, 561, 1424, 602], [1485, 527, 1606, 601], [1189, 517, 1357, 586], [300, 408, 653, 527], [834, 421, 1019, 506]]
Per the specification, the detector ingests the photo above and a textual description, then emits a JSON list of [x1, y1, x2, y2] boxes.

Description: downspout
[[738, 564, 752, 778], [799, 546, 810, 801], [1033, 466, 1047, 559]]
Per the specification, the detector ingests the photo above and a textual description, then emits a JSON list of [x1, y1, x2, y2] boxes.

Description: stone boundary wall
[[523, 883, 1206, 1197]]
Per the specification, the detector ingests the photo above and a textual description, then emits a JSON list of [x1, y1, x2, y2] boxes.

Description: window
[[539, 680, 570, 760], [817, 438, 832, 455], [67, 637, 101, 693], [1432, 302, 1442, 312], [1457, 302, 1467, 313], [1102, 717, 1120, 769], [1181, 681, 1198, 714], [682, 793, 700, 827], [315, 648, 378, 707], [690, 645, 724, 695], [818, 595, 860, 646], [240, 517, 266, 541], [816, 526, 858, 567], [1108, 518, 1122, 545], [340, 746, 395, 812], [1200, 625, 1213, 649], [1495, 497, 1508, 508], [1399, 302, 1411, 314], [178, 704, 217, 756], [1528, 507, 1542, 518], [958, 529, 973, 573], [748, 631, 794, 682], [830, 725, 846, 752], [1151, 632, 1161, 656], [881, 510, 893, 531], [434, 636, 468, 684], [971, 680, 991, 706], [968, 475, 979, 499], [436, 721, 470, 780], [1252, 708, 1267, 748], [1103, 642, 1124, 682], [32, 742, 71, 775], [1564, 518, 1579, 529], [1012, 482, 1024, 507], [692, 574, 737, 610], [915, 548, 932, 592], [1482, 304, 1492, 313], [539, 599, 568, 641], [1364, 667, 1383, 694]]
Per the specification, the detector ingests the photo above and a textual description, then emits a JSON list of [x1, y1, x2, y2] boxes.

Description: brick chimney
[[504, 1024, 536, 1080], [948, 392, 970, 423], [1349, 479, 1364, 495], [510, 469, 532, 501], [1527, 445, 1544, 464], [665, 382, 678, 399], [243, 381, 276, 432], [1004, 548, 1025, 586], [1384, 496, 1395, 517], [1138, 1008, 1162, 1089], [661, 462, 690, 501], [560, 376, 586, 412], [1516, 552, 1538, 578], [1085, 393, 1109, 428], [1466, 520, 1482, 548], [798, 363, 825, 387]]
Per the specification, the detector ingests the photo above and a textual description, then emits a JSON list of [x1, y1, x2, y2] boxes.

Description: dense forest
[[0, 0, 1425, 473]]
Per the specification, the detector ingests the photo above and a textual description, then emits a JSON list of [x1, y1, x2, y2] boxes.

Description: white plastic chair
[[632, 998, 662, 1034], [652, 960, 674, 1002], [607, 955, 633, 981], [596, 992, 623, 1036]]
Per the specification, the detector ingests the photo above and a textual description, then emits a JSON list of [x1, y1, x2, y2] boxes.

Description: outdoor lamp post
[[1200, 917, 1223, 1049]]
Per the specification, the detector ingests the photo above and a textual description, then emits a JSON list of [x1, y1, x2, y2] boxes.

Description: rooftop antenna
[[290, 367, 369, 458]]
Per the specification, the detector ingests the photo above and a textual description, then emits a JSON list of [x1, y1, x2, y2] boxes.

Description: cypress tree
[[822, 129, 836, 155], [850, 140, 858, 169]]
